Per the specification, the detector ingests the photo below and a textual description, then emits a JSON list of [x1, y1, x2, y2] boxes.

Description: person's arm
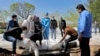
[[78, 33, 82, 41], [30, 21, 35, 33], [40, 18, 45, 32], [64, 20, 66, 26], [59, 21, 61, 29], [16, 21, 19, 27], [42, 18, 50, 32], [6, 22, 10, 31], [45, 18, 50, 28], [6, 21, 12, 31], [55, 20, 58, 28], [39, 23, 43, 31], [40, 18, 44, 27], [50, 20, 52, 28], [78, 12, 86, 41], [59, 30, 67, 43]]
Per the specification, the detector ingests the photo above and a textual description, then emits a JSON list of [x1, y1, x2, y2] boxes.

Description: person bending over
[[3, 26, 26, 55], [59, 26, 78, 52]]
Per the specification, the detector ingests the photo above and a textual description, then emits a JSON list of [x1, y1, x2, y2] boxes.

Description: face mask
[[13, 19, 16, 21]]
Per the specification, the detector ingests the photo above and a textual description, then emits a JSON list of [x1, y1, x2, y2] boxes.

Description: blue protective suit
[[41, 17, 50, 39]]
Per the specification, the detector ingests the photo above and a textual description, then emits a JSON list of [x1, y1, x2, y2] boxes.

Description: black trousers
[[60, 29, 63, 37], [80, 37, 90, 56], [30, 33, 42, 45], [60, 29, 65, 37], [64, 35, 77, 52]]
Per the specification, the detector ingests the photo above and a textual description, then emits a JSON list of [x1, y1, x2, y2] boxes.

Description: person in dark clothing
[[30, 17, 43, 46], [59, 17, 66, 37], [4, 14, 20, 55], [50, 16, 58, 39], [59, 26, 78, 52], [6, 14, 19, 30], [3, 26, 27, 55]]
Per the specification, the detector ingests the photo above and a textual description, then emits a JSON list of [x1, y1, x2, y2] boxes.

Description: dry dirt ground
[[70, 45, 100, 56], [4, 45, 99, 56]]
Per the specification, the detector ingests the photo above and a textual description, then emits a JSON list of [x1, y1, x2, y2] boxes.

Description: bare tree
[[10, 2, 35, 21], [87, 0, 94, 4], [0, 10, 10, 22]]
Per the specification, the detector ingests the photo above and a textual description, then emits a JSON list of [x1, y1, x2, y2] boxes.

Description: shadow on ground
[[95, 49, 100, 56], [0, 48, 22, 56], [0, 48, 13, 56]]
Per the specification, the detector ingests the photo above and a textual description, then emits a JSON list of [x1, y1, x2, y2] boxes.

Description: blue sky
[[0, 0, 88, 16]]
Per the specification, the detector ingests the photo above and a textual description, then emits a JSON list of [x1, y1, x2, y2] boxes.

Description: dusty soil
[[16, 45, 100, 56], [0, 45, 99, 56], [70, 45, 100, 56]]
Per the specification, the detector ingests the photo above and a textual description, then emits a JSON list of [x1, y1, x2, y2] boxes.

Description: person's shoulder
[[54, 19, 57, 21], [64, 26, 70, 32], [66, 26, 75, 30], [66, 26, 77, 31], [44, 17, 50, 19], [46, 17, 50, 21], [62, 19, 65, 21], [82, 10, 91, 14], [7, 20, 14, 24], [47, 17, 50, 20], [62, 19, 66, 22], [66, 26, 72, 28], [41, 17, 46, 20], [8, 20, 13, 22]]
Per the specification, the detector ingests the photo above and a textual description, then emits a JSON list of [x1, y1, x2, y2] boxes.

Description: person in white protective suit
[[21, 15, 39, 56]]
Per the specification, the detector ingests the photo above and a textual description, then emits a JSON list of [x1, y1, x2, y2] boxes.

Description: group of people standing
[[50, 16, 66, 39], [3, 4, 92, 56]]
